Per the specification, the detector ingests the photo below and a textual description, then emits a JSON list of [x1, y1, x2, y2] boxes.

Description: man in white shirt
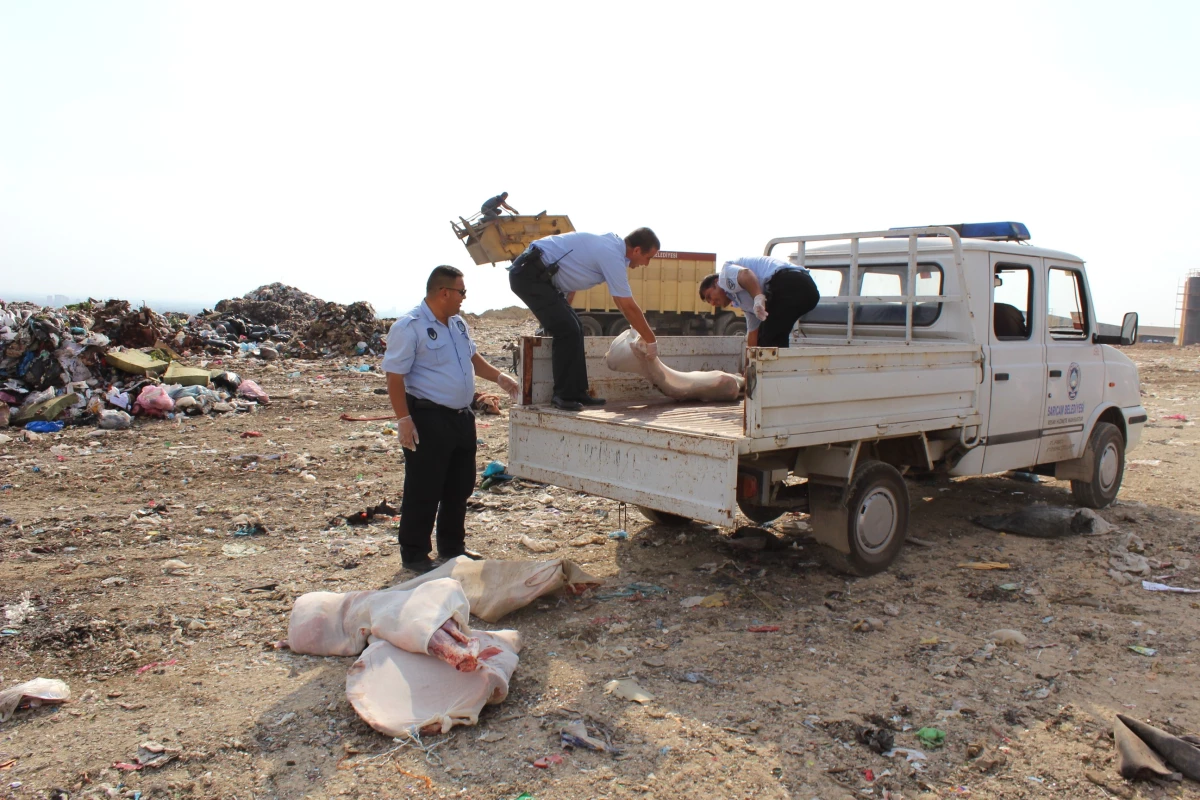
[[699, 256, 821, 348], [508, 228, 660, 410]]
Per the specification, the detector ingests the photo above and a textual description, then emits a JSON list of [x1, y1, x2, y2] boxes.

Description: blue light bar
[[888, 222, 1031, 242]]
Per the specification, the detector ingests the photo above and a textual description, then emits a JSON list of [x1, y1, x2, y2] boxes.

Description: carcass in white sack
[[605, 329, 744, 402]]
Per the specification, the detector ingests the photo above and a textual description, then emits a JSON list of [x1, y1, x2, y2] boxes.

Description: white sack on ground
[[391, 557, 602, 623], [288, 578, 474, 663], [346, 629, 521, 736], [0, 678, 71, 722], [605, 329, 744, 402]]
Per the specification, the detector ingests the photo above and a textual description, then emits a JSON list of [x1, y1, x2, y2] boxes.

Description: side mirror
[[1120, 311, 1138, 346], [1093, 311, 1138, 346]]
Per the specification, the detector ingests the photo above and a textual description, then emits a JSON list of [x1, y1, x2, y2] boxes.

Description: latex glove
[[752, 294, 768, 321], [496, 372, 519, 402], [633, 339, 659, 361], [398, 415, 419, 450]]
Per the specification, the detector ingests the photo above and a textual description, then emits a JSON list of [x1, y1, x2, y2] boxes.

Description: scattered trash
[[112, 741, 180, 771], [97, 409, 132, 430], [161, 559, 194, 575], [883, 602, 902, 617], [604, 678, 654, 704], [597, 582, 666, 602], [608, 530, 629, 540], [916, 727, 946, 748], [1007, 471, 1044, 483], [233, 524, 268, 537], [519, 535, 558, 553], [1142, 581, 1200, 594], [681, 593, 726, 609], [1114, 713, 1200, 782], [568, 533, 607, 547], [998, 583, 1020, 592], [0, 678, 70, 722], [1162, 413, 1189, 422], [560, 719, 618, 752], [958, 561, 1011, 570], [241, 430, 263, 438], [883, 747, 928, 762], [135, 659, 179, 675], [23, 420, 63, 434], [1129, 459, 1163, 467], [532, 754, 564, 769], [974, 506, 1115, 538], [1128, 645, 1158, 657], [988, 629, 1028, 647], [222, 542, 266, 558], [1111, 551, 1152, 576], [856, 726, 895, 754], [342, 500, 399, 526], [747, 625, 781, 633], [853, 618, 885, 632]]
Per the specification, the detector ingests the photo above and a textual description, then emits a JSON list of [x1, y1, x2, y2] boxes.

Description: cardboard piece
[[163, 362, 212, 387], [106, 350, 168, 376], [11, 393, 79, 424]]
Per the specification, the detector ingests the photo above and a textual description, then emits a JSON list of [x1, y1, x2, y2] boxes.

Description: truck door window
[[808, 268, 843, 298], [1047, 267, 1089, 340], [993, 265, 1031, 340]]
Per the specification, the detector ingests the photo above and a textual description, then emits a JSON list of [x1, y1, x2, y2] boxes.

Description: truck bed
[[509, 335, 984, 525]]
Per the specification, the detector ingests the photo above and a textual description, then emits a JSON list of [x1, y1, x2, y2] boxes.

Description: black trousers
[[756, 269, 821, 348], [509, 250, 589, 398], [397, 401, 477, 562]]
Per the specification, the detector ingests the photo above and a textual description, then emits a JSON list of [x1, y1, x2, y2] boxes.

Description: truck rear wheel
[[818, 460, 909, 577], [1071, 422, 1124, 509], [716, 314, 747, 337], [607, 318, 631, 337], [636, 506, 691, 526], [579, 315, 603, 337]]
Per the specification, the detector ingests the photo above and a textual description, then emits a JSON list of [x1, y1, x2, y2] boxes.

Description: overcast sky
[[2, 1, 1197, 325]]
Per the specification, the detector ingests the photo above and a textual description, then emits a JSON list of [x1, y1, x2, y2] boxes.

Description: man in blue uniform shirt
[[382, 266, 519, 573], [508, 227, 660, 410], [480, 192, 518, 222], [698, 255, 821, 348]]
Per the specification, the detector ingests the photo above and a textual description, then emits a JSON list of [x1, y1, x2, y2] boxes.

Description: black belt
[[510, 245, 570, 282], [408, 395, 472, 414]]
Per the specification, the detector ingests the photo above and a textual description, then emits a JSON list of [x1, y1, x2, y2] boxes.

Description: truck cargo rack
[[765, 226, 976, 346]]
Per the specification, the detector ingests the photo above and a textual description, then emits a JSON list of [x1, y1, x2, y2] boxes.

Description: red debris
[[864, 768, 875, 781], [136, 658, 179, 675], [533, 754, 564, 769], [748, 625, 781, 633], [241, 431, 263, 438]]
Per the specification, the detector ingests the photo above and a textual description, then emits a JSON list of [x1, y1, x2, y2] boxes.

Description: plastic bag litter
[[605, 329, 744, 402], [0, 677, 71, 722], [237, 379, 269, 404], [391, 557, 601, 623], [132, 384, 174, 417], [98, 409, 132, 430]]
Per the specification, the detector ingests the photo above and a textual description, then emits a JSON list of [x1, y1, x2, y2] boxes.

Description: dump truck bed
[[509, 336, 983, 525]]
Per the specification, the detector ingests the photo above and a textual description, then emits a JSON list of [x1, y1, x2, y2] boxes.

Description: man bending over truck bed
[[509, 228, 660, 411], [700, 256, 820, 347]]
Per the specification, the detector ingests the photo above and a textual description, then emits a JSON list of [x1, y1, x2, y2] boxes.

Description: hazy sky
[[2, 1, 1197, 325]]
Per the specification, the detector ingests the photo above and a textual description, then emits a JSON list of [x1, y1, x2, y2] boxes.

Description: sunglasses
[[443, 287, 467, 297]]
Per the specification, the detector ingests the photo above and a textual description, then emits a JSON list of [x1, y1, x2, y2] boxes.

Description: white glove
[[496, 372, 519, 402], [752, 294, 768, 321], [398, 415, 419, 450], [634, 339, 659, 360]]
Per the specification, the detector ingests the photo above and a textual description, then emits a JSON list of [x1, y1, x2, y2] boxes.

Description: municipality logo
[[1067, 362, 1081, 400]]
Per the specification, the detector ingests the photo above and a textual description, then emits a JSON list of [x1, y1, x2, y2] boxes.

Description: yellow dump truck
[[571, 250, 744, 336], [451, 216, 742, 335]]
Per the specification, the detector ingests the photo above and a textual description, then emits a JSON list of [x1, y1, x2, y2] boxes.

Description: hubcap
[[1098, 442, 1120, 491], [856, 488, 898, 553]]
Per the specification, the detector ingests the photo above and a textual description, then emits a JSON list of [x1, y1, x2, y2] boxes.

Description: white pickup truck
[[507, 224, 1145, 576]]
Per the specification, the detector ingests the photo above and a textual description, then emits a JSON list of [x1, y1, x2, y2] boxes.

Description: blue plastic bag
[[25, 421, 64, 433]]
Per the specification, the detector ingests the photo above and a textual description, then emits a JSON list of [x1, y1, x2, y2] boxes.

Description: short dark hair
[[426, 265, 464, 294], [625, 227, 660, 252], [699, 273, 719, 300]]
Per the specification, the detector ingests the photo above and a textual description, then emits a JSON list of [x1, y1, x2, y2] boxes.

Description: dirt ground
[[2, 332, 1199, 800]]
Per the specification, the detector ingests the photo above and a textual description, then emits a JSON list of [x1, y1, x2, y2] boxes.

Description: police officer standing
[[508, 227, 661, 410], [383, 265, 519, 572]]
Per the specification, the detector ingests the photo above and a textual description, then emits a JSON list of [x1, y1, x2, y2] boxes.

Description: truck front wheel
[[819, 461, 909, 577], [1071, 422, 1124, 509], [579, 315, 603, 337]]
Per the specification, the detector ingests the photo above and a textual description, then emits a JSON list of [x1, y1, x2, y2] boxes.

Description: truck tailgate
[[509, 400, 742, 526]]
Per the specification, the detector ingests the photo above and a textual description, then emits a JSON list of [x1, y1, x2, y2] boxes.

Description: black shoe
[[441, 549, 484, 561], [402, 558, 441, 574], [572, 395, 606, 406], [551, 395, 583, 411]]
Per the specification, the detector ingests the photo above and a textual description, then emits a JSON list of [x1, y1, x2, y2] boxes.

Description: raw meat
[[605, 329, 743, 402]]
